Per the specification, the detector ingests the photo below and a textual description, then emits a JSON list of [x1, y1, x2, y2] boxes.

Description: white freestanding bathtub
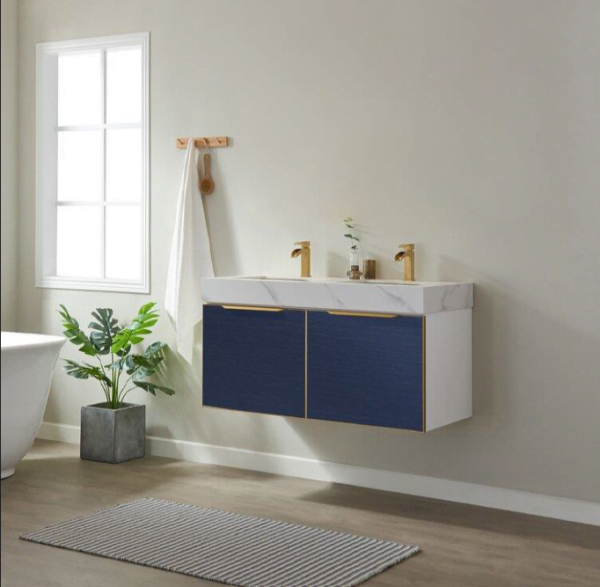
[[1, 332, 65, 479]]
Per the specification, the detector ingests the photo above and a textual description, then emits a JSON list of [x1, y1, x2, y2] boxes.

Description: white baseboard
[[38, 421, 600, 527]]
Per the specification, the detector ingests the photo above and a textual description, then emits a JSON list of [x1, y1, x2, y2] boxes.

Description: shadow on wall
[[203, 149, 240, 277]]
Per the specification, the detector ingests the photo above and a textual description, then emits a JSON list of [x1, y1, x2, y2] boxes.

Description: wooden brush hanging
[[200, 152, 215, 195]]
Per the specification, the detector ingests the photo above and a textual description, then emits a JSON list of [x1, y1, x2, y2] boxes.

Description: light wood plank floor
[[2, 440, 599, 587]]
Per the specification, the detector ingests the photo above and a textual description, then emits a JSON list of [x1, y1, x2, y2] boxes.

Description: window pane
[[58, 51, 102, 126], [106, 47, 142, 124], [57, 131, 103, 202], [56, 207, 103, 278], [105, 206, 142, 281], [106, 129, 143, 202]]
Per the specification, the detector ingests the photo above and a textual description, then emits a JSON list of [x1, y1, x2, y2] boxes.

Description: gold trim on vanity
[[327, 311, 398, 319], [221, 305, 285, 312], [423, 315, 427, 433], [305, 311, 308, 419], [201, 312, 205, 405]]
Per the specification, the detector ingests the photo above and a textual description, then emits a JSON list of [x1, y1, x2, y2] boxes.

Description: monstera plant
[[59, 303, 175, 410]]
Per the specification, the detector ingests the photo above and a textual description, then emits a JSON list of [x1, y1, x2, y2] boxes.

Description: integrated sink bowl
[[201, 276, 473, 315], [237, 276, 423, 285]]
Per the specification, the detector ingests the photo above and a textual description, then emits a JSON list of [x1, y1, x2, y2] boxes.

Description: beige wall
[[1, 0, 19, 330], [15, 0, 600, 502]]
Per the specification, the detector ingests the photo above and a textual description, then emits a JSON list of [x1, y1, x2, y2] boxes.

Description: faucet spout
[[394, 243, 415, 282], [291, 241, 311, 278]]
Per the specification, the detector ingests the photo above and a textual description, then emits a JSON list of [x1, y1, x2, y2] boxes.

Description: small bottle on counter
[[363, 259, 377, 280]]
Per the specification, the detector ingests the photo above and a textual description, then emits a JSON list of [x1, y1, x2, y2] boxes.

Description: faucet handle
[[398, 243, 414, 251], [294, 241, 311, 247]]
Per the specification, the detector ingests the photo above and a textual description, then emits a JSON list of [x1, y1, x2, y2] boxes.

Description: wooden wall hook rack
[[176, 137, 229, 149]]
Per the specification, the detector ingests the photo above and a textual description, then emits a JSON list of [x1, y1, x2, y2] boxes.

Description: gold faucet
[[394, 243, 415, 281], [291, 241, 311, 278]]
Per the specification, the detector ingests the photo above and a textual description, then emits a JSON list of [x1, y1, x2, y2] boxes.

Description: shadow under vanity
[[200, 277, 473, 433]]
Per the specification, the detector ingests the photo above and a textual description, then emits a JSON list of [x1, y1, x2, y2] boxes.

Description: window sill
[[37, 276, 150, 294]]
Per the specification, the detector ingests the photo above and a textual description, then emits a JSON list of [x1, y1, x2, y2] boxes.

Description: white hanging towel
[[165, 141, 215, 364]]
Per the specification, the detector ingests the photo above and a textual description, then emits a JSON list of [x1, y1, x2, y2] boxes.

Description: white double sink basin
[[201, 276, 473, 316]]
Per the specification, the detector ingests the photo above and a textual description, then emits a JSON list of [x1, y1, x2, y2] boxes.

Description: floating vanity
[[201, 277, 473, 432]]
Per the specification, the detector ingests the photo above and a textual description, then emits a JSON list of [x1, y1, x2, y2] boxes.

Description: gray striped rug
[[21, 497, 420, 586]]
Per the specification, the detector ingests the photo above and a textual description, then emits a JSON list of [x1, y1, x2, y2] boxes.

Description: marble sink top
[[201, 276, 473, 316]]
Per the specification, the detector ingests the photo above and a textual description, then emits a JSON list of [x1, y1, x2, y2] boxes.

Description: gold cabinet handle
[[221, 305, 285, 312], [327, 311, 397, 319]]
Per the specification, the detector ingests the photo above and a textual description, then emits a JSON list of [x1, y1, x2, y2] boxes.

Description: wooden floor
[[1, 441, 599, 587]]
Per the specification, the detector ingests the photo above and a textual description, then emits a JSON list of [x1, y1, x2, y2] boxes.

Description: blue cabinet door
[[203, 305, 305, 418], [307, 312, 424, 431]]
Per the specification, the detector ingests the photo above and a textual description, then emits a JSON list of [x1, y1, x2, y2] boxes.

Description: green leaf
[[59, 305, 97, 356], [88, 308, 119, 355], [62, 359, 112, 387], [109, 342, 168, 385], [111, 302, 160, 353], [144, 341, 166, 357], [109, 345, 165, 379], [129, 342, 167, 379], [130, 355, 159, 371], [108, 354, 132, 372], [133, 381, 176, 397]]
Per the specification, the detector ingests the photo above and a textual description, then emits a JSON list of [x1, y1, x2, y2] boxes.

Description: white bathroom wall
[[1, 0, 19, 331], [16, 0, 600, 503]]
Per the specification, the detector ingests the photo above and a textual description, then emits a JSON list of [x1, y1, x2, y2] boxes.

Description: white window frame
[[36, 32, 150, 293]]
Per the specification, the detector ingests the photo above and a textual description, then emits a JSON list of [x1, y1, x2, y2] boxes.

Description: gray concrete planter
[[80, 403, 145, 464]]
